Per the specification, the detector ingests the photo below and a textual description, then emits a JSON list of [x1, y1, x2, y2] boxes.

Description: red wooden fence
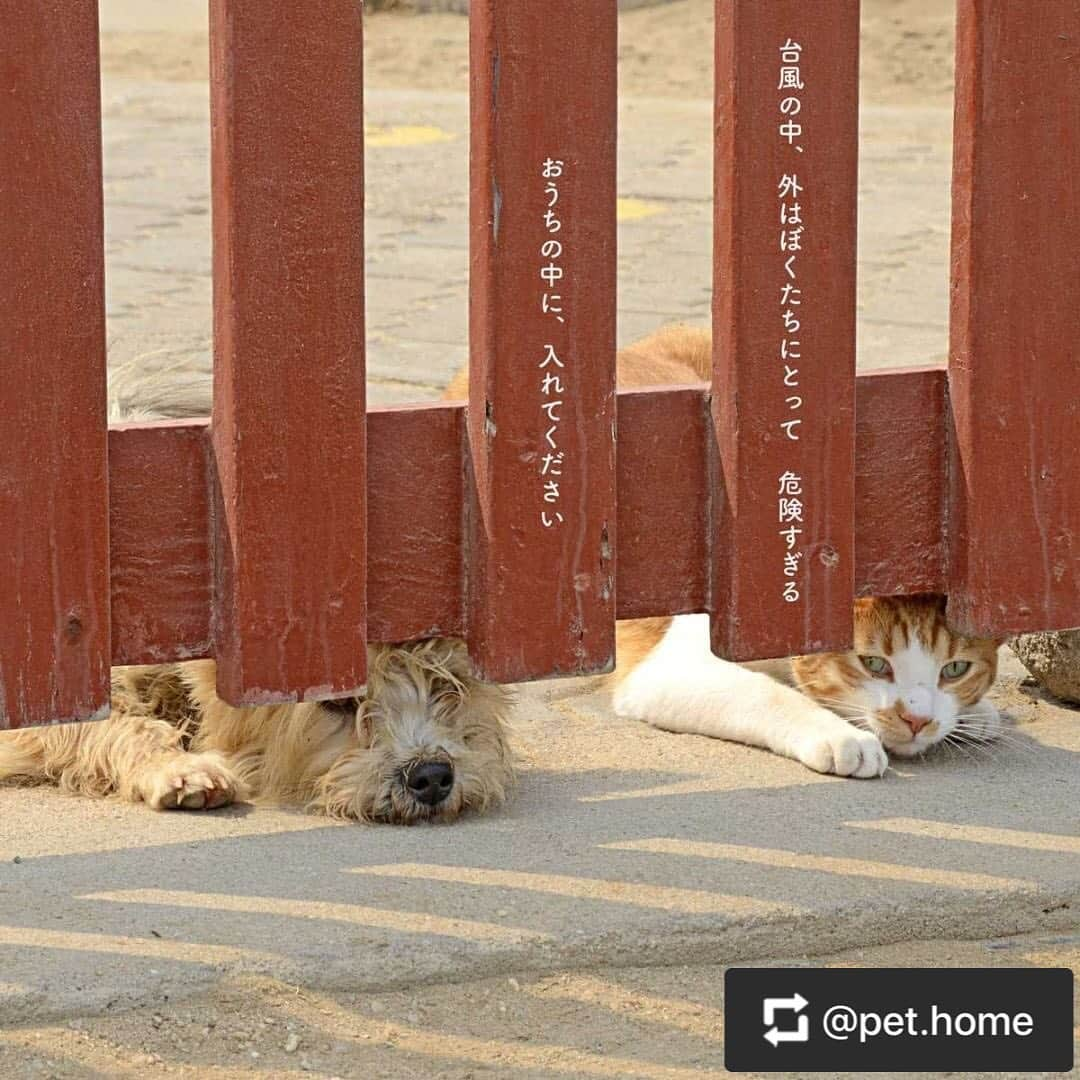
[[946, 1, 1080, 637], [209, 0, 368, 706], [712, 1, 859, 660], [1, 0, 111, 729], [2, 0, 1078, 728], [467, 1, 618, 682]]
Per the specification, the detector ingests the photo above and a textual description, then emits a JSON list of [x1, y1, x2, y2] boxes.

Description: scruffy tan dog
[[0, 642, 513, 824], [0, 359, 514, 824]]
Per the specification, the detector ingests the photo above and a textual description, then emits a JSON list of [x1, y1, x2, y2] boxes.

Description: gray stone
[[1011, 630, 1080, 705]]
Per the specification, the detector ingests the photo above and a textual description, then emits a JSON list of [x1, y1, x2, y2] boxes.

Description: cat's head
[[791, 595, 1002, 757]]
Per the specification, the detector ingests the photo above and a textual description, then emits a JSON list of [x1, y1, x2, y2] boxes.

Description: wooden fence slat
[[711, 1, 859, 660], [617, 389, 711, 621], [466, 0, 618, 682], [947, 0, 1080, 635], [209, 0, 367, 705], [0, 1, 110, 729], [109, 422, 213, 667], [854, 369, 947, 598], [108, 368, 945, 663], [367, 404, 465, 645]]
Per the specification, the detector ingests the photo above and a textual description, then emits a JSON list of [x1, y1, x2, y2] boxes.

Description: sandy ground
[[3, 934, 1076, 1078], [100, 0, 956, 106], [2, 657, 1078, 1076]]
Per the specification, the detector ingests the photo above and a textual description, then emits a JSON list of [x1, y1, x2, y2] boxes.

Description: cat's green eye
[[860, 655, 892, 677], [941, 660, 972, 680]]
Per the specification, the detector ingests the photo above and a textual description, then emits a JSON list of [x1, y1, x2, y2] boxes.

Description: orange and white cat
[[607, 328, 1003, 778], [614, 599, 1002, 779]]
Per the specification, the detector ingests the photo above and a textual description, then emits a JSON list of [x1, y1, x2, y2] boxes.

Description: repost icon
[[763, 992, 810, 1047], [727, 968, 1073, 1072]]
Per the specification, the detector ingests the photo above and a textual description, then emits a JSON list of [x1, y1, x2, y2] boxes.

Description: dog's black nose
[[406, 761, 454, 806]]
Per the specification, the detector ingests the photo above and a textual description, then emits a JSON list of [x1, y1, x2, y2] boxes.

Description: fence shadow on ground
[[0, 705, 1076, 1040]]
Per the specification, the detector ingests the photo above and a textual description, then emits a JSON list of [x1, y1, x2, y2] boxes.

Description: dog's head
[[314, 639, 514, 824]]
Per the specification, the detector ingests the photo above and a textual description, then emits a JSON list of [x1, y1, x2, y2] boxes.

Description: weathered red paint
[[109, 422, 213, 667], [106, 368, 944, 664], [947, 0, 1080, 636], [15, 1, 1071, 723], [0, 1, 110, 729], [616, 388, 711, 621], [855, 368, 947, 598], [466, 0, 619, 683], [366, 403, 465, 645], [711, 0, 859, 660], [209, 0, 367, 704]]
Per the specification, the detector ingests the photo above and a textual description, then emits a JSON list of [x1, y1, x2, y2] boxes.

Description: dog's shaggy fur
[[0, 355, 514, 824], [0, 641, 514, 823]]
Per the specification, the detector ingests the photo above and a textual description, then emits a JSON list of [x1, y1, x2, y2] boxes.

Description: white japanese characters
[[540, 158, 567, 528], [777, 39, 805, 603], [778, 471, 804, 603]]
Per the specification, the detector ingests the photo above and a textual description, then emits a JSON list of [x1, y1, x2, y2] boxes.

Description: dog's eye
[[433, 679, 465, 701], [320, 696, 361, 717], [859, 655, 892, 678], [940, 660, 972, 680], [433, 687, 464, 710]]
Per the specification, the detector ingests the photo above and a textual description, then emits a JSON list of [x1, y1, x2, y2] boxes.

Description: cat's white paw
[[797, 727, 887, 778]]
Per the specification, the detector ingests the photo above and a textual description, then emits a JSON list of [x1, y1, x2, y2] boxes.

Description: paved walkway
[[101, 81, 953, 405]]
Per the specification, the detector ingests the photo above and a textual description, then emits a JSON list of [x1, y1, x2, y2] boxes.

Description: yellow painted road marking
[[847, 818, 1080, 855], [347, 863, 798, 917], [365, 123, 456, 148], [82, 888, 543, 944], [605, 838, 1035, 891], [0, 925, 275, 966], [526, 973, 724, 1042], [270, 977, 724, 1080], [617, 197, 665, 222]]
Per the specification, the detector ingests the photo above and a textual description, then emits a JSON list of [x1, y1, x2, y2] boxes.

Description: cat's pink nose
[[904, 714, 932, 735]]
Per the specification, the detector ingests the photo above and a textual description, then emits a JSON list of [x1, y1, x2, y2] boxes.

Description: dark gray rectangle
[[724, 967, 1073, 1073]]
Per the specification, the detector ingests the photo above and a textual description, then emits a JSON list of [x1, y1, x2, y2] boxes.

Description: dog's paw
[[143, 753, 240, 810], [797, 727, 887, 778]]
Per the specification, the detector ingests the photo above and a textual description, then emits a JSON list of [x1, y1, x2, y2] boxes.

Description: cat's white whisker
[[944, 727, 1051, 765], [944, 738, 984, 765], [959, 734, 1052, 761]]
